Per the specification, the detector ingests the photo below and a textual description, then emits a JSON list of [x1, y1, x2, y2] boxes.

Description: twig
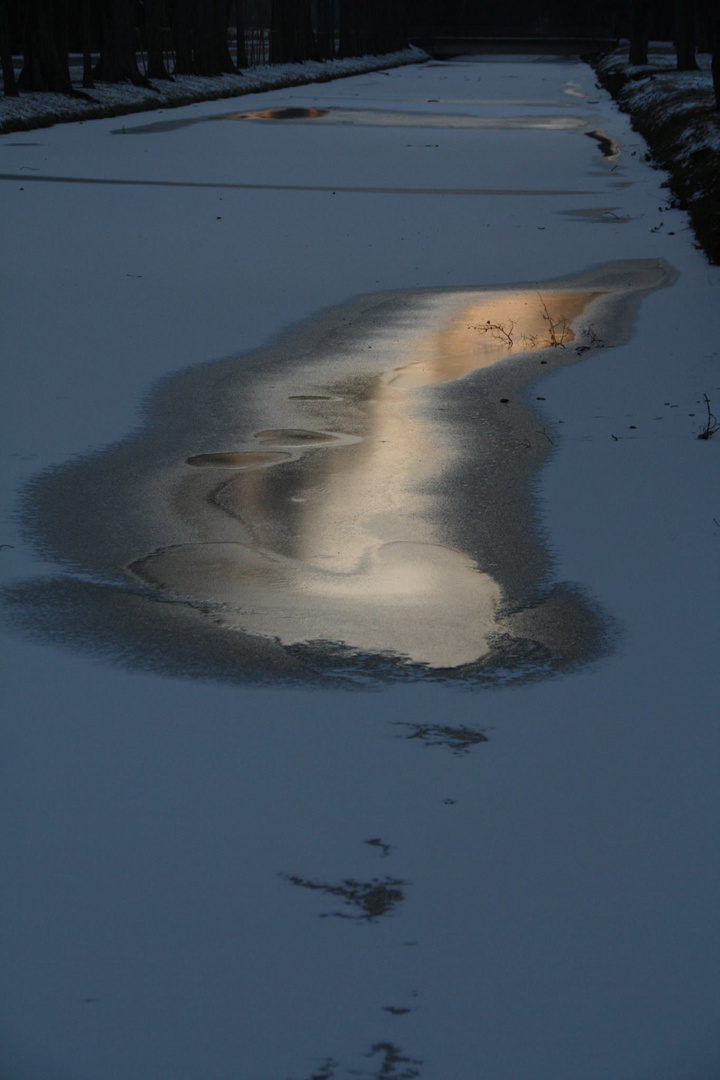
[[697, 393, 719, 440], [537, 293, 569, 348], [474, 319, 515, 347]]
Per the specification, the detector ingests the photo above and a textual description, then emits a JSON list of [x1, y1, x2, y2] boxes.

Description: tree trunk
[[270, 0, 317, 63], [695, 0, 712, 50], [674, 0, 699, 70], [0, 0, 18, 95], [18, 0, 73, 92], [94, 0, 148, 84], [234, 0, 246, 67], [628, 0, 649, 66], [316, 0, 334, 59], [368, 0, 407, 53], [216, 0, 238, 71], [171, 0, 195, 73], [145, 0, 170, 78], [339, 0, 369, 57], [193, 0, 236, 74], [81, 0, 94, 88], [711, 4, 720, 110], [269, 0, 286, 62]]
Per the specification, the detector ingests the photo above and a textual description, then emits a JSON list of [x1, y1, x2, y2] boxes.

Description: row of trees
[[626, 0, 719, 108], [0, 0, 411, 96], [268, 0, 408, 63], [0, 1, 717, 102], [627, 0, 718, 69]]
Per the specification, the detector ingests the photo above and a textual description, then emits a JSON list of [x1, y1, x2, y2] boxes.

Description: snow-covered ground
[[0, 47, 427, 135], [1, 57, 719, 1080]]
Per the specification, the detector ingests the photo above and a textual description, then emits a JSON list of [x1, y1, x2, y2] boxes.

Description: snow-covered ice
[[1, 56, 719, 1080]]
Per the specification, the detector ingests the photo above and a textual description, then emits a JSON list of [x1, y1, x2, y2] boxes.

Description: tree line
[[1, 0, 718, 108], [0, 0, 411, 96], [626, 0, 719, 107]]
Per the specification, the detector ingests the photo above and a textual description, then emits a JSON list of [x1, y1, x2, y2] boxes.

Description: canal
[[1, 54, 718, 1080]]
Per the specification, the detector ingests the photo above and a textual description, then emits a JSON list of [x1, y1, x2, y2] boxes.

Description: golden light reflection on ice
[[389, 290, 599, 388], [131, 288, 607, 667], [230, 107, 589, 131]]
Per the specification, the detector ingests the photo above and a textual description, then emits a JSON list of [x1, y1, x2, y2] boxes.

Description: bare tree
[[80, 0, 94, 88], [711, 2, 720, 109], [316, 0, 335, 59], [338, 0, 369, 57], [234, 0, 247, 67], [270, 0, 317, 63], [628, 0, 649, 65], [18, 0, 73, 92], [171, 0, 195, 73], [194, 0, 237, 74], [0, 0, 18, 96], [144, 0, 171, 79], [674, 0, 699, 70], [94, 0, 149, 84]]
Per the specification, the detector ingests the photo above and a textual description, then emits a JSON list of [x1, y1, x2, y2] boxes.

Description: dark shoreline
[[594, 48, 720, 264], [0, 50, 427, 137]]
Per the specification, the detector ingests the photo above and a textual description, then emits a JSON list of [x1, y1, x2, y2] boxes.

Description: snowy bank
[[0, 47, 427, 137], [596, 45, 720, 262]]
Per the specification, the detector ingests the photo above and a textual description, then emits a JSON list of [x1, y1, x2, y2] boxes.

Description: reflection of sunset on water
[[233, 107, 329, 121], [131, 282, 637, 668], [228, 107, 590, 130], [17, 260, 674, 681], [388, 290, 602, 388]]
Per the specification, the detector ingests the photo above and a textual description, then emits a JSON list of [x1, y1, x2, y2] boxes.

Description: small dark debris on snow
[[284, 874, 406, 921], [364, 1042, 422, 1080], [365, 838, 391, 858], [402, 722, 488, 754], [298, 1056, 338, 1080], [300, 1042, 421, 1080], [697, 393, 719, 440]]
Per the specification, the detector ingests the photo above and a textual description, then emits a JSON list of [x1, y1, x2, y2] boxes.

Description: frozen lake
[[1, 55, 719, 1080]]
